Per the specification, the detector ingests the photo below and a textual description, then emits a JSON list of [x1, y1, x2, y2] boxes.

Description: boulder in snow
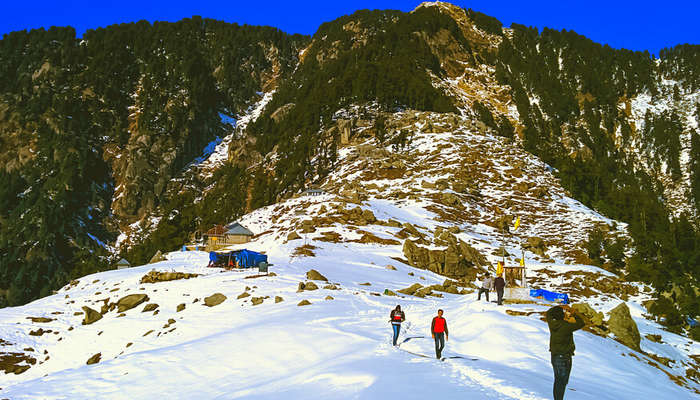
[[116, 294, 150, 313], [82, 306, 103, 325], [306, 269, 328, 281], [607, 302, 641, 351], [86, 353, 101, 365], [204, 293, 227, 307]]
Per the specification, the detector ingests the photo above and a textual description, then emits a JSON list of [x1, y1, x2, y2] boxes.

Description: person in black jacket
[[494, 273, 506, 305], [389, 305, 405, 346], [546, 305, 585, 400], [431, 309, 449, 358]]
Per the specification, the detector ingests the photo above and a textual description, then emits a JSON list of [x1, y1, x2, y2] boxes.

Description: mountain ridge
[[0, 2, 697, 337]]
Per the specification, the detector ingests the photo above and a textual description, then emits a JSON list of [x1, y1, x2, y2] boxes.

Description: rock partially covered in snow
[[204, 293, 227, 307], [306, 269, 328, 281], [116, 294, 149, 313], [82, 306, 103, 325]]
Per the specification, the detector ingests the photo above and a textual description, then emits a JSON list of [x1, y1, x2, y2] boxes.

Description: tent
[[208, 249, 267, 269], [530, 289, 570, 304]]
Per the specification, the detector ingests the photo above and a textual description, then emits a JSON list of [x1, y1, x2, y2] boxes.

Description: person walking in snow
[[546, 305, 585, 400], [389, 305, 405, 346], [431, 309, 449, 359], [494, 273, 506, 305], [478, 274, 494, 302]]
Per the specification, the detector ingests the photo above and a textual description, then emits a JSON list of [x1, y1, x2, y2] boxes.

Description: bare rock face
[[142, 303, 159, 313], [149, 250, 165, 264], [571, 303, 604, 326], [306, 269, 328, 281], [82, 306, 103, 325], [275, 296, 284, 303], [140, 271, 199, 284], [204, 293, 227, 307], [402, 235, 488, 279], [297, 300, 311, 306], [287, 231, 302, 241], [177, 303, 186, 312], [116, 294, 150, 313], [86, 353, 101, 365], [398, 283, 423, 296], [607, 302, 641, 351], [524, 237, 547, 257], [251, 297, 264, 306]]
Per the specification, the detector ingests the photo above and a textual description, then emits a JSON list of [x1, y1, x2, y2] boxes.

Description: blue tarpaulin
[[208, 249, 267, 268], [530, 289, 570, 304]]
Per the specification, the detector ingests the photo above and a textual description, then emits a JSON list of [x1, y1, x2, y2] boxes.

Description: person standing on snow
[[494, 273, 506, 305], [478, 274, 494, 302], [546, 305, 585, 400], [431, 309, 449, 359], [389, 305, 405, 346]]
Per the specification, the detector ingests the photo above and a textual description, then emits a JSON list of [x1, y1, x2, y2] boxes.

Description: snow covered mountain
[[2, 114, 699, 398]]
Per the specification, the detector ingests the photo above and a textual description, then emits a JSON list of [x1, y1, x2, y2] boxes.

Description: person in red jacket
[[389, 305, 405, 346], [431, 309, 449, 359]]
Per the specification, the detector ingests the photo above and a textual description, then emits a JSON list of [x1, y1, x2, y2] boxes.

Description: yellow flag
[[497, 261, 504, 275], [520, 257, 525, 267], [513, 216, 521, 231]]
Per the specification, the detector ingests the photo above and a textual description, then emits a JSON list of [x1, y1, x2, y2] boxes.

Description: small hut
[[224, 222, 254, 244], [115, 258, 131, 270]]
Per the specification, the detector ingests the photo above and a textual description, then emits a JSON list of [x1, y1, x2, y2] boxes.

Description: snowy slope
[[2, 121, 698, 399]]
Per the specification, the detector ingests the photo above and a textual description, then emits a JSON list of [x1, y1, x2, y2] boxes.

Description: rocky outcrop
[[140, 271, 200, 284], [149, 250, 166, 264], [116, 294, 150, 313], [297, 300, 311, 306], [607, 303, 641, 351], [86, 353, 101, 365], [251, 297, 264, 306], [398, 283, 423, 296], [402, 234, 488, 279], [524, 237, 547, 257], [571, 303, 604, 326], [286, 231, 301, 241], [82, 306, 103, 325], [275, 296, 284, 303], [306, 269, 328, 281], [298, 281, 319, 292], [204, 293, 227, 307], [142, 303, 159, 312]]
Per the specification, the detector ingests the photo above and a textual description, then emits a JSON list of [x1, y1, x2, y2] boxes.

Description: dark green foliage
[[649, 296, 685, 332], [690, 127, 700, 213], [0, 20, 309, 306], [642, 111, 683, 180], [659, 44, 700, 91], [690, 326, 700, 342], [472, 101, 496, 130], [603, 236, 627, 272], [465, 9, 503, 36], [374, 115, 388, 144], [249, 8, 460, 198], [585, 228, 605, 267], [495, 24, 700, 326]]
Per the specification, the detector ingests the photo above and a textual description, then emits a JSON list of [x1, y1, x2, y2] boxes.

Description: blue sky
[[1, 1, 698, 55]]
